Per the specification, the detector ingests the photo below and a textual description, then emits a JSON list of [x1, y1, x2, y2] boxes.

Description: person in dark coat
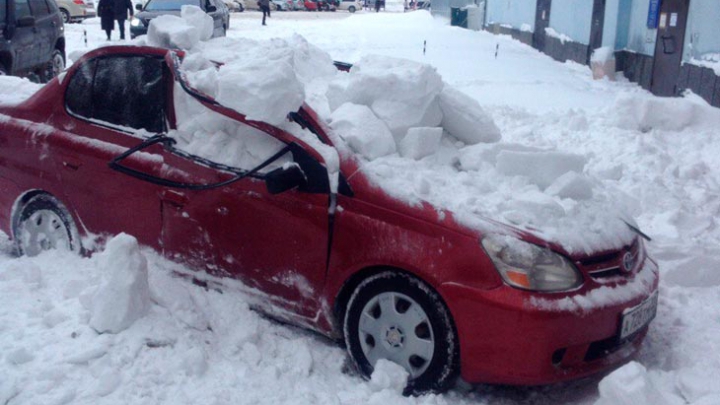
[[258, 0, 270, 25], [98, 0, 134, 40], [97, 0, 115, 40]]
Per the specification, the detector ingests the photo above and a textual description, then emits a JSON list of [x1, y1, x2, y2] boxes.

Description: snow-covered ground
[[1, 10, 720, 405]]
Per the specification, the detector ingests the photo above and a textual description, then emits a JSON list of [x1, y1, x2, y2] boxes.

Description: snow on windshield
[[137, 8, 636, 254]]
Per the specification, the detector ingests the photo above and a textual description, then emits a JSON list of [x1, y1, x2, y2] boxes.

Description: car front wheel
[[13, 194, 81, 257], [343, 271, 459, 394], [348, 5, 355, 11]]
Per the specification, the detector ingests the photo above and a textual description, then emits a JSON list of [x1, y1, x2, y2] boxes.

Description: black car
[[130, 0, 229, 39], [0, 0, 65, 81]]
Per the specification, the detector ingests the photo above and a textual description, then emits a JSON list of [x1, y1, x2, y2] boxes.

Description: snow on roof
[[142, 8, 634, 253]]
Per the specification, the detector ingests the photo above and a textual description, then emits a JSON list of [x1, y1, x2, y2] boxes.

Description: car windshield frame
[[144, 0, 201, 11]]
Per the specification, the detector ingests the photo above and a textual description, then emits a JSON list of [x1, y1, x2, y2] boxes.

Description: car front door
[[159, 91, 331, 319], [27, 0, 53, 69], [55, 54, 170, 248]]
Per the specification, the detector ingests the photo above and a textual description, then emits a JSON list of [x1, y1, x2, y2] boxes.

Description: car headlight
[[130, 17, 142, 27], [481, 236, 582, 292]]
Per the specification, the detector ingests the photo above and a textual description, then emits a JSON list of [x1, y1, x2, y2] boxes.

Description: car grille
[[575, 239, 642, 280]]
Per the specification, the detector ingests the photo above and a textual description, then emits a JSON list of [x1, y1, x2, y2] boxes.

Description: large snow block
[[216, 58, 305, 125], [439, 86, 501, 144], [495, 149, 586, 189], [181, 5, 213, 41], [399, 127, 443, 160], [147, 15, 200, 50], [326, 55, 444, 136], [89, 234, 151, 334], [329, 103, 396, 160]]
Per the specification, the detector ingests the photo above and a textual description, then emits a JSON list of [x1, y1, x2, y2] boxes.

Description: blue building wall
[[684, 1, 720, 61], [547, 0, 592, 45], [622, 0, 656, 55], [602, 0, 620, 48], [485, 0, 537, 31]]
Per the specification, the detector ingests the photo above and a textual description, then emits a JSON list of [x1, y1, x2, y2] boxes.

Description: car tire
[[43, 49, 66, 83], [238, 3, 244, 11], [343, 271, 459, 395], [12, 194, 81, 257], [348, 5, 355, 12], [60, 8, 71, 23]]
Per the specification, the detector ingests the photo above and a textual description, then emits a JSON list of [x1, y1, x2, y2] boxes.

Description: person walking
[[259, 0, 271, 25], [113, 0, 134, 40], [97, 0, 115, 40]]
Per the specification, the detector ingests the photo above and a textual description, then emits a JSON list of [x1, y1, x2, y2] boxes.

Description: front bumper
[[440, 258, 660, 385]]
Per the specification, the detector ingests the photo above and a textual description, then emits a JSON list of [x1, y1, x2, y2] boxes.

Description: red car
[[0, 46, 659, 393]]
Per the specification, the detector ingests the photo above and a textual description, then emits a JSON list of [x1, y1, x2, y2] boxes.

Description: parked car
[[0, 45, 660, 394], [55, 0, 96, 23], [303, 0, 333, 10], [302, 0, 318, 10], [289, 0, 303, 10], [0, 0, 65, 81], [270, 0, 291, 10], [130, 0, 229, 39], [222, 0, 244, 11], [336, 0, 359, 12]]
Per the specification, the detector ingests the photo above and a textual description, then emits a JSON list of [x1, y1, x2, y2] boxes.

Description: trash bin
[[451, 7, 468, 28]]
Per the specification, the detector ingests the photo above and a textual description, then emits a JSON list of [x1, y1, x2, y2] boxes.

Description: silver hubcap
[[358, 292, 434, 377], [19, 209, 71, 256], [52, 53, 65, 77]]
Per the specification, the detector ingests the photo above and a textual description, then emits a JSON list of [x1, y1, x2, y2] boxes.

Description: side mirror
[[265, 164, 307, 194], [206, 4, 217, 11], [16, 16, 35, 27], [135, 4, 142, 10]]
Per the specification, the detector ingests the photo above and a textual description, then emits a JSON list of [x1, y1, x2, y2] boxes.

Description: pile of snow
[[608, 92, 720, 132], [87, 234, 151, 334], [0, 76, 42, 106], [545, 27, 573, 44], [595, 362, 720, 405], [146, 6, 213, 50], [590, 46, 614, 64], [688, 52, 720, 75]]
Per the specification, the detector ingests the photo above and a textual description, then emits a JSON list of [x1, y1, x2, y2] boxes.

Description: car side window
[[66, 56, 166, 134], [14, 0, 31, 18], [28, 0, 49, 16]]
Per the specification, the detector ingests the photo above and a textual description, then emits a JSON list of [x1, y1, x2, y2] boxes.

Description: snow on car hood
[[145, 14, 636, 254]]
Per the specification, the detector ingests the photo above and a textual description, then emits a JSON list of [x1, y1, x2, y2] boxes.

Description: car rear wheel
[[348, 5, 355, 11], [13, 194, 81, 257], [343, 271, 459, 394], [60, 8, 71, 23], [43, 49, 65, 82]]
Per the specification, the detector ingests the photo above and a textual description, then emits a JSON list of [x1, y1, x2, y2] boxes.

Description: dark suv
[[0, 0, 65, 81]]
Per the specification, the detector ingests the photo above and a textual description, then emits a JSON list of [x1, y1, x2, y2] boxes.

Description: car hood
[[135, 10, 183, 21]]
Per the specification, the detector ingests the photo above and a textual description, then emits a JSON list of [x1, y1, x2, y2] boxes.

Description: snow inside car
[[0, 41, 659, 393]]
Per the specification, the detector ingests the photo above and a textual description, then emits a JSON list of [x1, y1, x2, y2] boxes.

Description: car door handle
[[160, 190, 188, 207], [62, 160, 82, 171]]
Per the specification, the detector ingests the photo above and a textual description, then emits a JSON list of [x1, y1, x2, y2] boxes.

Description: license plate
[[619, 291, 658, 340]]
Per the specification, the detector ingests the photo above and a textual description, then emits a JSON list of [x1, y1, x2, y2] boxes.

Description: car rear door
[[56, 53, 170, 248]]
